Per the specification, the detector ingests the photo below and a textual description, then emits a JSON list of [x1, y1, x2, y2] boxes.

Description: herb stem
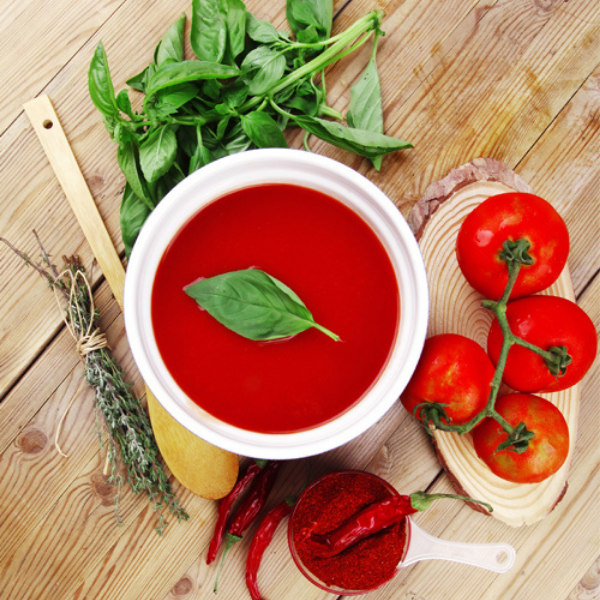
[[312, 322, 341, 342], [239, 11, 382, 114]]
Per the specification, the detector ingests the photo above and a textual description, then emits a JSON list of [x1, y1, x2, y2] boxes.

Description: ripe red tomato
[[472, 393, 569, 483], [401, 334, 494, 426], [456, 192, 569, 299], [487, 295, 597, 393]]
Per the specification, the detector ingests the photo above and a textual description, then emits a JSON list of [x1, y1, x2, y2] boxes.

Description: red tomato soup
[[151, 184, 399, 433]]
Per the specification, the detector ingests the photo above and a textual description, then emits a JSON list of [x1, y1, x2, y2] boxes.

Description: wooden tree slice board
[[412, 159, 578, 527]]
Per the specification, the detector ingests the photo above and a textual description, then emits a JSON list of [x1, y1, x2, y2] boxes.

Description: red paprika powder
[[289, 471, 408, 592]]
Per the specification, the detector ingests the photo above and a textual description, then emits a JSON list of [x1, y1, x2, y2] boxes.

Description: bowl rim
[[124, 148, 428, 459]]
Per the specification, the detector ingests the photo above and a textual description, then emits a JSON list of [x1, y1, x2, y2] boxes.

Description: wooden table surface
[[1, 0, 599, 599]]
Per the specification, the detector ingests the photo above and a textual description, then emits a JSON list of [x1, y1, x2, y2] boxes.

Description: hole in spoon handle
[[400, 519, 516, 573]]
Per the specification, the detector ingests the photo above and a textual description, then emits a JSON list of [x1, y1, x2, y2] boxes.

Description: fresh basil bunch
[[88, 0, 412, 257]]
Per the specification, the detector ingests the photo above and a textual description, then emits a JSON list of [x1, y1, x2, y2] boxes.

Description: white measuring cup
[[401, 517, 515, 573]]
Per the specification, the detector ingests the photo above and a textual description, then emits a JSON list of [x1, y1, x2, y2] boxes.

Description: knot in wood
[[17, 428, 48, 454], [533, 0, 563, 13], [172, 577, 193, 596], [88, 174, 105, 190], [91, 472, 116, 506]]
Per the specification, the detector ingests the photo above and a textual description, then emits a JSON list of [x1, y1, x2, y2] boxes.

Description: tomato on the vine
[[472, 393, 569, 484], [456, 192, 569, 299], [401, 334, 494, 426], [487, 295, 597, 393]]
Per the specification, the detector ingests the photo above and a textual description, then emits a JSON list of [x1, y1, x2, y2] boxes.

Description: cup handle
[[400, 518, 516, 573]]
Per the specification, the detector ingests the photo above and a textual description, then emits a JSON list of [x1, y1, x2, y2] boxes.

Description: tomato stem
[[419, 243, 543, 451]]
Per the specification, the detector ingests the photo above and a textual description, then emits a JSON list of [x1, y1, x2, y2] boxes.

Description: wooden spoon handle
[[23, 94, 238, 499], [25, 96, 126, 308]]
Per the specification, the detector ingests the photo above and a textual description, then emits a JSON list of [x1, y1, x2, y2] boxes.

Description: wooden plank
[[516, 68, 600, 295], [0, 0, 599, 598], [0, 0, 483, 396], [0, 0, 124, 134], [566, 556, 600, 600], [0, 281, 122, 455], [156, 415, 442, 600], [0, 250, 434, 597], [0, 0, 302, 396]]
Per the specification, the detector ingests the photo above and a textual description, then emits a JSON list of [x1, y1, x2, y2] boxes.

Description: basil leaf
[[221, 0, 246, 59], [347, 53, 384, 170], [285, 80, 323, 116], [126, 69, 147, 93], [241, 46, 286, 95], [184, 269, 339, 341], [121, 184, 151, 259], [153, 83, 199, 116], [139, 126, 178, 183], [293, 115, 412, 159], [241, 112, 288, 148], [156, 13, 186, 65], [216, 115, 231, 140], [222, 81, 249, 109], [116, 89, 134, 118], [246, 13, 283, 44], [189, 126, 215, 173], [154, 163, 186, 200], [286, 0, 332, 40], [191, 0, 227, 62], [117, 138, 154, 209], [222, 123, 252, 155], [127, 62, 156, 93], [88, 42, 118, 122], [147, 61, 238, 95]]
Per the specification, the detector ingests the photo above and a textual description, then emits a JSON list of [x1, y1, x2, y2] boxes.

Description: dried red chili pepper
[[228, 461, 281, 537], [307, 494, 416, 558], [213, 461, 281, 592], [308, 490, 493, 558], [206, 460, 266, 565], [246, 497, 295, 600]]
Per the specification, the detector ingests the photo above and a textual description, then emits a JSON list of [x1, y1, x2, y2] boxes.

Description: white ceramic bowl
[[124, 149, 428, 459]]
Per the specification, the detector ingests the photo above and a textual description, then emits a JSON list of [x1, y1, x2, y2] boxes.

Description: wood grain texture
[[516, 66, 600, 296], [566, 556, 600, 600], [364, 278, 598, 600], [0, 0, 124, 134]]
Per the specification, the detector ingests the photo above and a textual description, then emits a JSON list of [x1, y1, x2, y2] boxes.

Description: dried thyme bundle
[[2, 234, 188, 534]]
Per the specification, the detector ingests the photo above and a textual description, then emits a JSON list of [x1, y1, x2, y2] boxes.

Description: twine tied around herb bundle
[[52, 266, 110, 459], [53, 266, 110, 358]]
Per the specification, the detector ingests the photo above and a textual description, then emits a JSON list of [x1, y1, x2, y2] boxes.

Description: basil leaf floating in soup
[[184, 269, 340, 341]]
